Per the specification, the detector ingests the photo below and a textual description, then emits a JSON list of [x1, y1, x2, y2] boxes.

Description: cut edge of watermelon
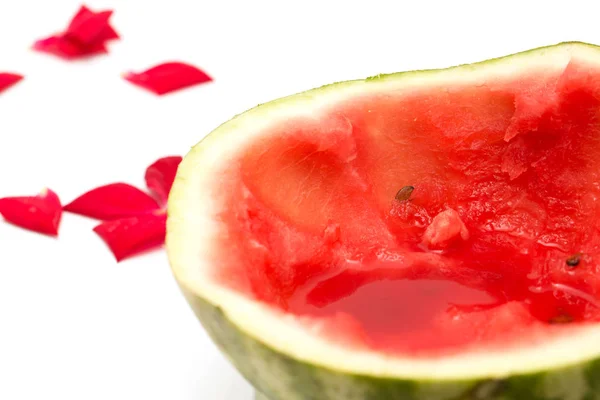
[[166, 41, 600, 380]]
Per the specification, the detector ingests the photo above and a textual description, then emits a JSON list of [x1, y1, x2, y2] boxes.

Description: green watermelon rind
[[181, 286, 600, 400], [167, 41, 600, 400]]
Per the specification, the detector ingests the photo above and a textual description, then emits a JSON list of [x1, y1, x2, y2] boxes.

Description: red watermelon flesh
[[214, 58, 600, 357]]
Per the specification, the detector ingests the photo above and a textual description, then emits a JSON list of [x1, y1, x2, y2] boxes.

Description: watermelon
[[166, 42, 600, 399]]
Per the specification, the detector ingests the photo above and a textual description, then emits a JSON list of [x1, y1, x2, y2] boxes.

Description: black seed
[[566, 253, 582, 268], [549, 313, 574, 324], [395, 186, 414, 202]]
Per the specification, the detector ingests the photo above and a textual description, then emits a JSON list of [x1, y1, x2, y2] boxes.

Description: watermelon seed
[[566, 253, 582, 268], [549, 312, 573, 324], [395, 186, 414, 202]]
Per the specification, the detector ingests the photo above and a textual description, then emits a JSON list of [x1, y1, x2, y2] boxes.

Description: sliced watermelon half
[[167, 42, 600, 399]]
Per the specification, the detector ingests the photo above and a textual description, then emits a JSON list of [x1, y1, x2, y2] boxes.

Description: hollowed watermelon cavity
[[213, 48, 600, 358]]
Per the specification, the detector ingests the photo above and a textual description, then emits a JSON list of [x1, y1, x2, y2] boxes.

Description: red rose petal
[[93, 211, 167, 262], [67, 6, 119, 41], [33, 5, 118, 59], [145, 156, 183, 205], [65, 6, 119, 45], [0, 73, 23, 94], [64, 183, 160, 220], [66, 5, 95, 31], [123, 62, 213, 95], [0, 188, 62, 236], [33, 35, 108, 59]]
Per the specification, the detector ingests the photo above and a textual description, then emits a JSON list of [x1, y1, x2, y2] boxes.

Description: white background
[[1, 1, 599, 399]]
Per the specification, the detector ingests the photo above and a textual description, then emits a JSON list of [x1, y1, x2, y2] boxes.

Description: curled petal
[[145, 156, 183, 205], [0, 73, 23, 94], [64, 183, 159, 220], [123, 62, 212, 95], [0, 188, 62, 236], [33, 5, 118, 59], [65, 6, 119, 44], [33, 35, 108, 59], [93, 211, 167, 262]]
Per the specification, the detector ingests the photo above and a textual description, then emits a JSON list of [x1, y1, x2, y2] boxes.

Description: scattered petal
[[0, 188, 62, 236], [123, 62, 212, 95], [33, 35, 108, 59], [33, 5, 118, 59], [64, 183, 159, 220], [145, 156, 183, 205], [65, 6, 119, 44], [93, 211, 167, 262], [0, 73, 23, 94]]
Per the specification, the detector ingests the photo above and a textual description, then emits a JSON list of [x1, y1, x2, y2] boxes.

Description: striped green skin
[[181, 286, 600, 400]]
